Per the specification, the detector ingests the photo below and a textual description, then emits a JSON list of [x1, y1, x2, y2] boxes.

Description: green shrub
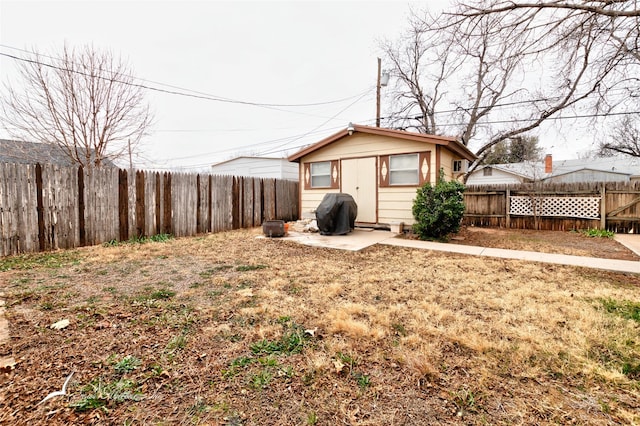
[[412, 169, 466, 240], [579, 228, 614, 238]]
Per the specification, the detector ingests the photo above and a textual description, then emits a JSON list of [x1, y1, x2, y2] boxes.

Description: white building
[[211, 156, 298, 181], [466, 155, 640, 185]]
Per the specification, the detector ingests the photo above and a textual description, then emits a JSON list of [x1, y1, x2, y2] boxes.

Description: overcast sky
[[1, 0, 593, 171]]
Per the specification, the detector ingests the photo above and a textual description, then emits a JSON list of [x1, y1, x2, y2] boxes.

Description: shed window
[[310, 161, 331, 188], [483, 167, 492, 176], [389, 154, 419, 185]]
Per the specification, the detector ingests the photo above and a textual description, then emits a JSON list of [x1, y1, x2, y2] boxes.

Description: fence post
[[118, 169, 129, 241], [163, 172, 172, 235], [505, 188, 510, 229], [35, 163, 45, 251], [600, 184, 606, 230], [196, 174, 202, 234], [136, 170, 145, 237], [78, 166, 86, 246]]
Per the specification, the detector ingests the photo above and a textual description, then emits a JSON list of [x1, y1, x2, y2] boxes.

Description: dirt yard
[[448, 226, 640, 261], [1, 228, 639, 425]]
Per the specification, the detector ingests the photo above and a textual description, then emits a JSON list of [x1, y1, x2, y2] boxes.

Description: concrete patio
[[271, 228, 640, 274]]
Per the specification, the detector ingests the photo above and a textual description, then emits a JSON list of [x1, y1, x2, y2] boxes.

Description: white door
[[341, 157, 377, 223]]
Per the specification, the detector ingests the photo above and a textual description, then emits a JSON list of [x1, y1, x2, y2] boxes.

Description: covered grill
[[315, 193, 357, 235]]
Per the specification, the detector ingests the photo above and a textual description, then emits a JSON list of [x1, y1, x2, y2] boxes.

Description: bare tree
[[599, 113, 640, 157], [382, 2, 634, 177], [380, 13, 461, 134], [1, 44, 152, 168], [484, 135, 543, 164]]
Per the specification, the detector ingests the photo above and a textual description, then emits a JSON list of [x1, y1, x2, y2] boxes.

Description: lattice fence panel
[[510, 196, 600, 219]]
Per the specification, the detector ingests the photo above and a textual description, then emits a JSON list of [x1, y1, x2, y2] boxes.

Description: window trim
[[389, 153, 419, 186], [303, 160, 339, 190], [379, 151, 430, 188], [311, 161, 331, 188]]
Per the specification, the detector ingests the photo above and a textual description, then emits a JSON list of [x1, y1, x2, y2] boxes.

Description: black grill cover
[[316, 193, 358, 235]]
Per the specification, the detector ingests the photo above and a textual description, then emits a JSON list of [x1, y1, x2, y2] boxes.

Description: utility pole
[[376, 58, 382, 127], [376, 58, 389, 128]]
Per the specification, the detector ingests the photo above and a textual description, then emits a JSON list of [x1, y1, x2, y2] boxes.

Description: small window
[[389, 154, 419, 185], [483, 167, 492, 176], [310, 161, 331, 188], [453, 159, 468, 173]]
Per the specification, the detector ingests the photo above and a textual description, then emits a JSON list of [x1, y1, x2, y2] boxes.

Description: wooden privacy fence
[[463, 181, 640, 232], [0, 163, 298, 257]]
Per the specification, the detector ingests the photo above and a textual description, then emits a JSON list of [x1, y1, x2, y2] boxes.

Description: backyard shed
[[210, 156, 298, 181], [288, 124, 476, 227]]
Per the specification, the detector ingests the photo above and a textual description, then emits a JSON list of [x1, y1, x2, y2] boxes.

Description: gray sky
[[0, 0, 592, 170]]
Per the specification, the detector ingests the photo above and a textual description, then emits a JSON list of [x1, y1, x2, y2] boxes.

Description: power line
[[0, 48, 373, 111]]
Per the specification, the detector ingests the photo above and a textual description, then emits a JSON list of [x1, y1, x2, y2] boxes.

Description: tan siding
[[302, 134, 437, 163], [440, 150, 455, 180], [378, 187, 417, 224], [298, 133, 468, 224], [301, 189, 339, 214]]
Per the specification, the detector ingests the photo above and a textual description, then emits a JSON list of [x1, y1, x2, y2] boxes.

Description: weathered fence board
[[0, 163, 39, 255], [0, 163, 299, 257], [463, 181, 640, 232], [83, 168, 119, 245], [41, 164, 79, 250], [211, 175, 233, 232], [263, 179, 277, 221]]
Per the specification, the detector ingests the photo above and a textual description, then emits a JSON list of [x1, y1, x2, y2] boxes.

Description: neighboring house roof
[[550, 157, 640, 177], [471, 156, 640, 182], [0, 139, 115, 167], [287, 124, 477, 162], [484, 162, 547, 180]]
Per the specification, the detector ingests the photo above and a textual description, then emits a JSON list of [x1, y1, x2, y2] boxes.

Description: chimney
[[545, 154, 552, 173]]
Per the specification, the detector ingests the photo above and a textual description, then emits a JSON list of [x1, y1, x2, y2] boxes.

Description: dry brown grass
[[1, 229, 639, 425]]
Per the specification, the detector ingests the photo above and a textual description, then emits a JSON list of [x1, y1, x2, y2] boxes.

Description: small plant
[[150, 289, 176, 300], [0, 251, 80, 272], [412, 169, 466, 241], [336, 352, 357, 368], [249, 321, 310, 356], [103, 239, 120, 247], [40, 301, 54, 310], [114, 355, 142, 374], [222, 356, 255, 378], [103, 234, 173, 247], [307, 411, 318, 425], [258, 356, 279, 367], [354, 372, 370, 389], [187, 397, 210, 416], [70, 378, 143, 412], [601, 298, 640, 323], [149, 233, 172, 242], [250, 370, 272, 389], [452, 388, 479, 417], [622, 362, 640, 379], [580, 228, 615, 238], [235, 264, 267, 272], [391, 323, 407, 337], [250, 325, 308, 356], [166, 334, 188, 353]]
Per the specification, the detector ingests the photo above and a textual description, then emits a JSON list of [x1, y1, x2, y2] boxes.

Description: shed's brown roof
[[288, 124, 477, 162]]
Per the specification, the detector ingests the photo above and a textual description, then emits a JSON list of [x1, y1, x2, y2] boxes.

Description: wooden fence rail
[[0, 163, 298, 257], [463, 181, 640, 232]]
